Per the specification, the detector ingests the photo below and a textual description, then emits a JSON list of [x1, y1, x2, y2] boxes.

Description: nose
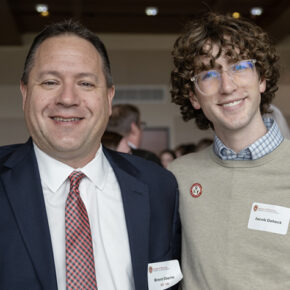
[[219, 71, 237, 95], [56, 82, 80, 107]]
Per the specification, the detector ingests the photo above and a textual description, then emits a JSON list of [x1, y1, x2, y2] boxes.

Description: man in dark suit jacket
[[0, 20, 180, 290]]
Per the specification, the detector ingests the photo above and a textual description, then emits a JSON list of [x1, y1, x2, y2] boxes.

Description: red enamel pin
[[190, 183, 202, 198]]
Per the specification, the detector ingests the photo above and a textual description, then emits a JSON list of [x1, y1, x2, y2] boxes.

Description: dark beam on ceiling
[[0, 0, 22, 45], [264, 5, 290, 43], [72, 0, 82, 19]]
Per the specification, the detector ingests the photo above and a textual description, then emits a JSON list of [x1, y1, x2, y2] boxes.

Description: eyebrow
[[37, 71, 99, 82], [77, 72, 99, 82]]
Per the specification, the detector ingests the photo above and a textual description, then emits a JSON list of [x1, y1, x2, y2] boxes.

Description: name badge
[[248, 202, 290, 235], [148, 259, 183, 290]]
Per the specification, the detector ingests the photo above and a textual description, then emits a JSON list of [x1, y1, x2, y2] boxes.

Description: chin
[[49, 140, 82, 153], [225, 120, 250, 131]]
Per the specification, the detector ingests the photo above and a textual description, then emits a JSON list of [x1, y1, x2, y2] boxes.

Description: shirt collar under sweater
[[214, 118, 283, 160]]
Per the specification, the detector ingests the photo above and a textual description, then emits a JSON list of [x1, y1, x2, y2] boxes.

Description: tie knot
[[68, 171, 85, 190]]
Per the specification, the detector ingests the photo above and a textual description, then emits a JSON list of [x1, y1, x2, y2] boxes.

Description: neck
[[215, 116, 267, 153], [34, 142, 100, 169]]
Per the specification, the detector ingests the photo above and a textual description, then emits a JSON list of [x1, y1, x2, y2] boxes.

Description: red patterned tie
[[65, 171, 97, 289]]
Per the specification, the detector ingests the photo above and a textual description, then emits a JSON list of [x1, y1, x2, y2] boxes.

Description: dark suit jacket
[[131, 148, 162, 166], [0, 139, 181, 290]]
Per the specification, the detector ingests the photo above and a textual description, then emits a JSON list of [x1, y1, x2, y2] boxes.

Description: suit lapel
[[1, 140, 58, 290], [104, 149, 150, 290]]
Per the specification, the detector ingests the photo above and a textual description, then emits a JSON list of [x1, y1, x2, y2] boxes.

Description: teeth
[[223, 100, 242, 107], [53, 117, 80, 122]]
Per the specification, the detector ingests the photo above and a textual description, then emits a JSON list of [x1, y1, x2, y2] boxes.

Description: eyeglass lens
[[195, 60, 256, 95]]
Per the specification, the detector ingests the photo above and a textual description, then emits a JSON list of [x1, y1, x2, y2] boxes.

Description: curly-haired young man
[[169, 12, 290, 290]]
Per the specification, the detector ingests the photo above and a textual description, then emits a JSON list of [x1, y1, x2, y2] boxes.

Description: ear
[[259, 79, 266, 93], [131, 122, 139, 134], [20, 81, 28, 111], [107, 85, 115, 115], [189, 91, 201, 110]]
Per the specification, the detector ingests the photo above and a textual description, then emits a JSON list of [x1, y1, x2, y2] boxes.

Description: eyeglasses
[[190, 59, 257, 96]]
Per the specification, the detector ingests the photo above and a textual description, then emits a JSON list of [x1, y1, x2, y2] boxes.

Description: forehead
[[33, 35, 103, 70]]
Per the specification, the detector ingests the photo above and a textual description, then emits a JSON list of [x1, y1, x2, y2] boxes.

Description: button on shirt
[[214, 118, 284, 160], [34, 144, 134, 290]]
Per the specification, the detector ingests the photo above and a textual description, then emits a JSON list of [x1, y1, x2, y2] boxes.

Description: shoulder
[[275, 139, 290, 157], [272, 139, 290, 156], [167, 147, 215, 184], [169, 147, 212, 170], [104, 147, 177, 185], [0, 143, 24, 162], [280, 138, 290, 147], [131, 148, 161, 166], [0, 140, 36, 172]]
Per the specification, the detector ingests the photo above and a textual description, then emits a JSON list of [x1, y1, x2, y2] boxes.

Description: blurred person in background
[[160, 149, 176, 168], [107, 104, 161, 165], [101, 130, 131, 153], [107, 104, 142, 149]]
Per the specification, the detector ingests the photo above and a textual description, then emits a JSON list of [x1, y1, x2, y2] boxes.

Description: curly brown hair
[[170, 12, 280, 130]]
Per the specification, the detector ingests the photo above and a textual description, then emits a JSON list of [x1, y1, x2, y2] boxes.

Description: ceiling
[[1, 0, 290, 46]]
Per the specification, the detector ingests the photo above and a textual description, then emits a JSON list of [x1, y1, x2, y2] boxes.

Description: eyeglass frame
[[190, 59, 257, 96], [138, 121, 147, 130]]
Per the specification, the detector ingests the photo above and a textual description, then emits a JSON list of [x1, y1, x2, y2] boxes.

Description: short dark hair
[[21, 19, 113, 87], [106, 104, 140, 136], [171, 12, 280, 130], [101, 130, 123, 150]]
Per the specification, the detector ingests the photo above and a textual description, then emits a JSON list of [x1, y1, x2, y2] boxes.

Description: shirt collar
[[34, 143, 109, 192], [128, 141, 137, 149], [214, 117, 283, 160]]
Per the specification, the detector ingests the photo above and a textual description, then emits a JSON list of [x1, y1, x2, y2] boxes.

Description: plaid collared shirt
[[214, 118, 284, 160]]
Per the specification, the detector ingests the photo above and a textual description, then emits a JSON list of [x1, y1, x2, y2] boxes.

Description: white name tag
[[148, 259, 183, 290], [248, 202, 290, 235]]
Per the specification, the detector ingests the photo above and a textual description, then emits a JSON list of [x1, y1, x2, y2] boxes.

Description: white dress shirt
[[34, 143, 134, 290]]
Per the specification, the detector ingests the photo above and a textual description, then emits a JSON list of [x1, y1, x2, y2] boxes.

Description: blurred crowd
[[102, 103, 214, 169]]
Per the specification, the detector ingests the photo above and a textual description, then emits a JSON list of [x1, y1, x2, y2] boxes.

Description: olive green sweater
[[169, 140, 290, 290]]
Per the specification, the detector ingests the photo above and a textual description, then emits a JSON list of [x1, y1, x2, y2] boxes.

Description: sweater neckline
[[209, 139, 289, 168]]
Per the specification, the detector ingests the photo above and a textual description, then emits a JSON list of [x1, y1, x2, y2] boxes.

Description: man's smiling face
[[21, 34, 114, 167]]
